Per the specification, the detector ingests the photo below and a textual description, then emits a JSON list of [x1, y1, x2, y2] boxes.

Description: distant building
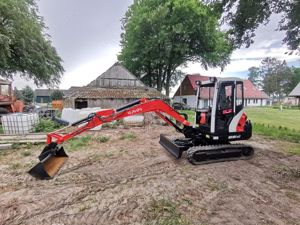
[[34, 89, 67, 103], [289, 82, 300, 106], [173, 74, 271, 108], [64, 62, 166, 109]]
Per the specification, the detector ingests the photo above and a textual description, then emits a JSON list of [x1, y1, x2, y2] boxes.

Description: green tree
[[21, 86, 34, 103], [50, 90, 64, 100], [210, 0, 300, 51], [247, 67, 262, 88], [13, 88, 22, 100], [261, 58, 294, 100], [118, 0, 233, 96], [247, 57, 295, 101], [0, 0, 64, 86]]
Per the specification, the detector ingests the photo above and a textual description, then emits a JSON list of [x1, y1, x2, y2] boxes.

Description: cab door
[[214, 81, 245, 134]]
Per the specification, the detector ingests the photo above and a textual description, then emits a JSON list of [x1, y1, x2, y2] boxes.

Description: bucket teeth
[[28, 144, 68, 180]]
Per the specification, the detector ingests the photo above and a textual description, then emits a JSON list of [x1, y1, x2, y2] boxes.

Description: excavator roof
[[217, 77, 243, 82]]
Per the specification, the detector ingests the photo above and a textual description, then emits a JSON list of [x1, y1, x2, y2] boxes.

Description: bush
[[34, 119, 61, 133]]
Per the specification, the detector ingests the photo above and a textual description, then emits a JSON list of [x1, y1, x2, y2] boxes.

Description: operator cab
[[195, 77, 251, 142]]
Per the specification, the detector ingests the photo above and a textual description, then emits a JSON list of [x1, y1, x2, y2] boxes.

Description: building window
[[182, 98, 187, 104]]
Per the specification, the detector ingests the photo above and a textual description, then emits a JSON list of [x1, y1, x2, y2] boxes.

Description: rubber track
[[187, 143, 254, 165]]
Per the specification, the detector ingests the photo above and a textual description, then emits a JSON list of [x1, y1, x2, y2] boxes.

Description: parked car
[[172, 102, 191, 110]]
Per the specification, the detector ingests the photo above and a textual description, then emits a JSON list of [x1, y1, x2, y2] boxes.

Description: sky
[[13, 0, 300, 96]]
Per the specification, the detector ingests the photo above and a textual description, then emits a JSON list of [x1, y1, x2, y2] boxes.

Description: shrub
[[34, 119, 61, 133]]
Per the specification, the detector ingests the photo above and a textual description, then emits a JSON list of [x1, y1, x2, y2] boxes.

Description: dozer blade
[[28, 143, 68, 180], [159, 134, 192, 159]]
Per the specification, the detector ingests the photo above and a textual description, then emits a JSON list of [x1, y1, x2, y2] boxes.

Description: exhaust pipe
[[28, 143, 68, 180]]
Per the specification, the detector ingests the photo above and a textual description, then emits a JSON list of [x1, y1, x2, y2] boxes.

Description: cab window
[[219, 84, 233, 110]]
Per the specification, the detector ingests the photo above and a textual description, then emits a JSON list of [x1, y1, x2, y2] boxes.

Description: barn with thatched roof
[[64, 63, 166, 109]]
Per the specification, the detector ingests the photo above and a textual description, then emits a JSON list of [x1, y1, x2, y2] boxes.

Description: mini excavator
[[29, 77, 253, 180]]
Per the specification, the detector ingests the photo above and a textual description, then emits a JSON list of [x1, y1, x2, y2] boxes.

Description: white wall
[[173, 95, 212, 109], [245, 99, 272, 107], [173, 95, 197, 108], [174, 96, 272, 108]]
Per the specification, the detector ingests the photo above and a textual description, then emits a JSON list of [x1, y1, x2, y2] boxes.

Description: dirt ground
[[0, 125, 299, 225]]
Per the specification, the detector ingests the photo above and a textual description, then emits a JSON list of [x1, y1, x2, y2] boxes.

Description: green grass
[[95, 136, 110, 143], [288, 145, 300, 156], [145, 199, 190, 225], [245, 107, 300, 144], [120, 132, 136, 140], [245, 107, 300, 131], [68, 135, 92, 151], [252, 123, 300, 143]]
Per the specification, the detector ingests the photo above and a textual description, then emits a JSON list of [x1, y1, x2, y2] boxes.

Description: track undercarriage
[[159, 134, 254, 165]]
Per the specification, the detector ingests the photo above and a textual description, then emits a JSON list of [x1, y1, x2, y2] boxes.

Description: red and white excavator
[[29, 77, 253, 180]]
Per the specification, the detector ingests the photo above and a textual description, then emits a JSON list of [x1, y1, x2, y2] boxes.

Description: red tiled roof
[[185, 74, 270, 99], [243, 80, 270, 99]]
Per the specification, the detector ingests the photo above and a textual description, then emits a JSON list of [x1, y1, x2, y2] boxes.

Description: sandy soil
[[0, 125, 299, 225]]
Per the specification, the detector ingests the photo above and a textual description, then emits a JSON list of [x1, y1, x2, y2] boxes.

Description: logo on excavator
[[127, 107, 143, 115]]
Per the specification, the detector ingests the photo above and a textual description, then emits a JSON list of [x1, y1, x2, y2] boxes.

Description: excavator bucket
[[28, 143, 68, 180]]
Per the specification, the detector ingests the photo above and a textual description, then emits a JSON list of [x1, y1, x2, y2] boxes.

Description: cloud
[[60, 45, 120, 89]]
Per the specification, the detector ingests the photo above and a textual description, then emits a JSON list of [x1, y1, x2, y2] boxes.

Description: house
[[289, 82, 300, 106], [34, 89, 67, 103], [173, 74, 271, 108], [63, 63, 166, 109]]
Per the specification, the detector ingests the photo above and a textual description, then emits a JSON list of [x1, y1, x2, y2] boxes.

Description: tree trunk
[[156, 67, 163, 91], [165, 67, 172, 97]]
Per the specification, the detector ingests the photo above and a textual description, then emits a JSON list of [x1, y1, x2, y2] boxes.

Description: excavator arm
[[47, 98, 190, 144], [29, 98, 191, 180]]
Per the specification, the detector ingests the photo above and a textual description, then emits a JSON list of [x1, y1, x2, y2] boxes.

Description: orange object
[[199, 112, 206, 124], [52, 100, 64, 111]]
